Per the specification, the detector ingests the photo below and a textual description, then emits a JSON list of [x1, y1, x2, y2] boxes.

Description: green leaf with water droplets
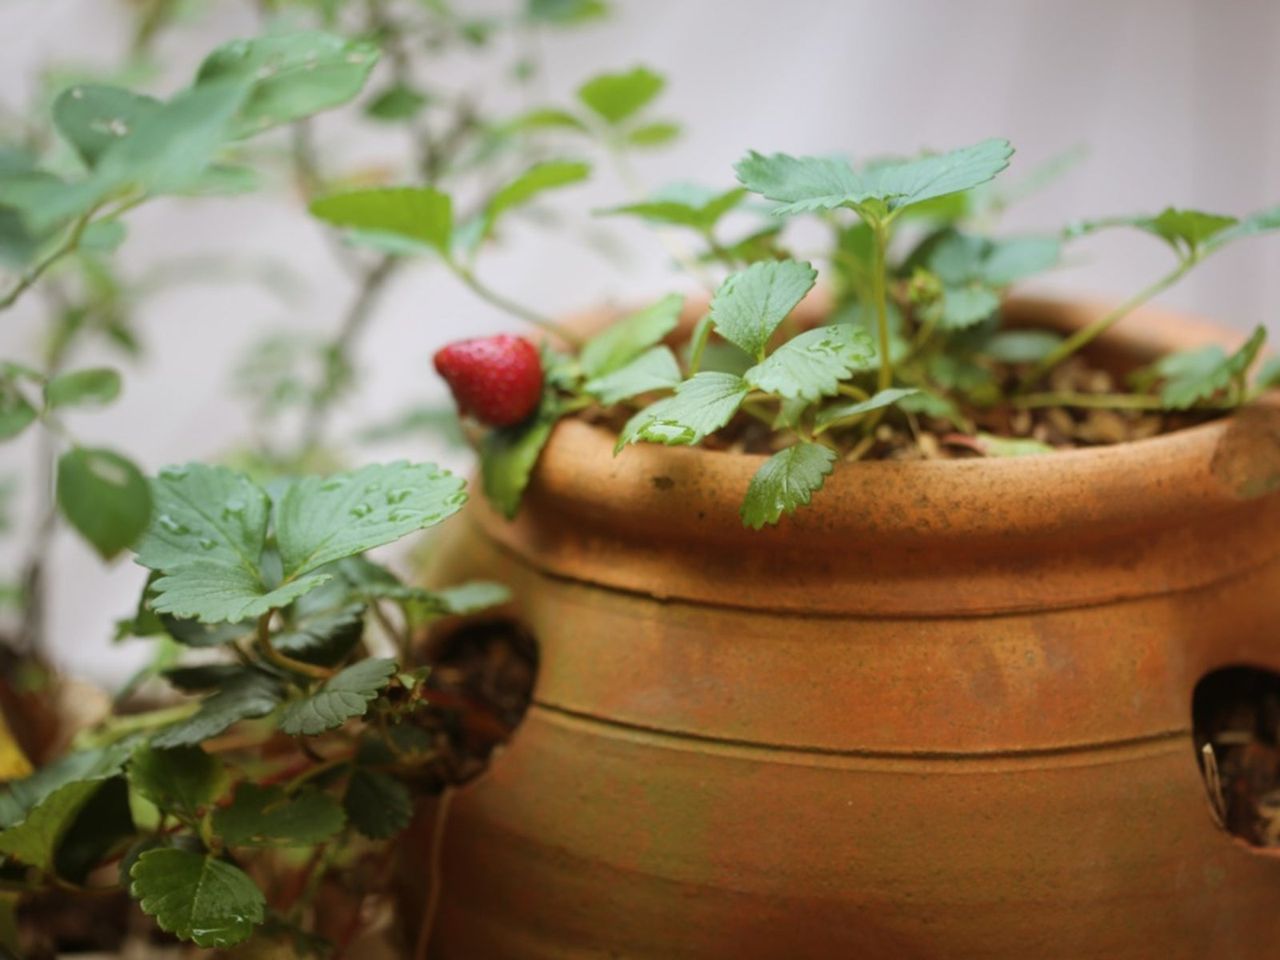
[[212, 783, 344, 847], [278, 657, 397, 736], [130, 848, 265, 948], [740, 443, 836, 530], [56, 447, 151, 560], [708, 260, 817, 359], [744, 325, 875, 402], [197, 32, 380, 138], [616, 372, 749, 450], [275, 462, 466, 580], [52, 85, 162, 168]]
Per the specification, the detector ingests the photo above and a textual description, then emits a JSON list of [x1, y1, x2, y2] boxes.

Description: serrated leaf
[[740, 443, 836, 530], [197, 32, 379, 138], [151, 672, 283, 749], [212, 783, 344, 847], [0, 744, 132, 829], [481, 407, 557, 519], [584, 345, 682, 404], [310, 187, 452, 255], [1154, 325, 1266, 410], [483, 160, 590, 238], [0, 779, 104, 872], [580, 293, 683, 377], [343, 769, 412, 840], [616, 372, 749, 450], [735, 139, 1013, 216], [278, 658, 397, 736], [577, 66, 664, 124], [44, 367, 121, 409], [131, 848, 264, 948], [605, 184, 745, 231], [135, 464, 317, 623], [744, 325, 875, 402], [56, 447, 151, 560], [275, 462, 465, 579], [708, 260, 816, 358], [815, 387, 920, 432], [52, 85, 161, 167], [128, 745, 228, 822]]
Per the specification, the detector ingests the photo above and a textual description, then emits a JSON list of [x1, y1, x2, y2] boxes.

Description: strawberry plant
[[420, 139, 1280, 527]]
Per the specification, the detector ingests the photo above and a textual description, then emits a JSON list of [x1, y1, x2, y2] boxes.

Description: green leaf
[[343, 769, 412, 839], [735, 139, 1014, 216], [484, 160, 590, 237], [278, 657, 397, 736], [135, 464, 319, 623], [983, 330, 1063, 364], [626, 120, 680, 147], [744, 325, 875, 402], [56, 447, 151, 560], [128, 745, 228, 822], [604, 184, 745, 231], [937, 285, 1001, 330], [0, 744, 132, 829], [53, 777, 133, 884], [507, 106, 589, 133], [980, 236, 1061, 285], [1154, 325, 1266, 410], [740, 443, 836, 530], [274, 462, 466, 580], [130, 848, 265, 948], [577, 66, 664, 124], [815, 387, 920, 432], [528, 0, 609, 24], [584, 346, 681, 404], [44, 367, 121, 409], [481, 408, 557, 519], [151, 672, 283, 749], [310, 187, 452, 255], [0, 377, 37, 441], [580, 293, 683, 377], [273, 601, 365, 666], [52, 85, 161, 167], [0, 779, 104, 872], [364, 83, 428, 122], [197, 32, 380, 138], [162, 664, 247, 692], [432, 580, 512, 615], [708, 260, 817, 358], [212, 784, 345, 847], [1207, 205, 1280, 249], [969, 433, 1054, 457], [616, 372, 749, 450]]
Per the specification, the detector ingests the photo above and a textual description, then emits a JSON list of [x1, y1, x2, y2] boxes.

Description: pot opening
[[417, 618, 538, 789], [1192, 665, 1280, 848]]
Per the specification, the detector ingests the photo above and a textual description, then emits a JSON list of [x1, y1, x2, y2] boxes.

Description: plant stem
[[447, 260, 581, 347], [255, 615, 333, 681], [0, 210, 96, 312], [869, 218, 892, 393], [1019, 256, 1198, 391]]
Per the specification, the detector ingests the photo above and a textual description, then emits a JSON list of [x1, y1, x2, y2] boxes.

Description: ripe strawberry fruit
[[433, 334, 544, 427]]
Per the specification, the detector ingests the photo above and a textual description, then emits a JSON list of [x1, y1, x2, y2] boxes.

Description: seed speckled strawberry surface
[[433, 334, 544, 427]]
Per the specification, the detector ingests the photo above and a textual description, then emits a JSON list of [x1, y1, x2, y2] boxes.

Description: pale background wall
[[1, 0, 1278, 685]]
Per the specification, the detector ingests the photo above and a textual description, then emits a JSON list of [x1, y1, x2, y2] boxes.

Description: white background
[[2, 0, 1278, 685]]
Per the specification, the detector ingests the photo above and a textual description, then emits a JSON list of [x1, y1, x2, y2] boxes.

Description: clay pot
[[418, 297, 1280, 958]]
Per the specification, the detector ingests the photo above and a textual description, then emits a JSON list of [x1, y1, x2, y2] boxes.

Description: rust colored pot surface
[[419, 298, 1280, 958]]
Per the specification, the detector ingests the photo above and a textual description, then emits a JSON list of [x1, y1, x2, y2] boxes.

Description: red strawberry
[[433, 334, 544, 427]]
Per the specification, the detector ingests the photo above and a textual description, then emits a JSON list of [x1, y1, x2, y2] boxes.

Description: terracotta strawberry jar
[[415, 297, 1280, 958]]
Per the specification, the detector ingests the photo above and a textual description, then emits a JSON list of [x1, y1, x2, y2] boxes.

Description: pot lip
[[499, 293, 1280, 547]]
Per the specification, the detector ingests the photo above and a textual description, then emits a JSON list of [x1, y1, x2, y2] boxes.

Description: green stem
[[869, 218, 892, 393], [0, 209, 97, 312], [447, 260, 581, 347], [1019, 256, 1199, 391], [256, 614, 333, 681]]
